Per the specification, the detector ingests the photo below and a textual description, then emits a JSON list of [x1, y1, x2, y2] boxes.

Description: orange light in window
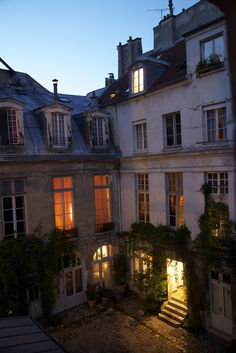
[[53, 178, 62, 189]]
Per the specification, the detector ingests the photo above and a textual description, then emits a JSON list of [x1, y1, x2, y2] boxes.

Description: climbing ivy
[[0, 229, 76, 320]]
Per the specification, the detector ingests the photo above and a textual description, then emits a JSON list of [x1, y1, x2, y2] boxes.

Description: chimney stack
[[117, 37, 142, 78], [52, 79, 58, 101], [105, 73, 115, 87]]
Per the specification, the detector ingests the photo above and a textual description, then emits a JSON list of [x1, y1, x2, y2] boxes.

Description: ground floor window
[[62, 254, 83, 297], [93, 244, 113, 288], [132, 251, 152, 274]]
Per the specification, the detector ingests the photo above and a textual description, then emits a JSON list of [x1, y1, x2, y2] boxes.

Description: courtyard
[[46, 294, 229, 353]]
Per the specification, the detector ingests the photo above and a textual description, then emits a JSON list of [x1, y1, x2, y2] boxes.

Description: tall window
[[92, 117, 106, 147], [53, 176, 73, 230], [1, 180, 26, 238], [136, 174, 149, 223], [52, 113, 66, 146], [133, 122, 147, 151], [205, 106, 227, 142], [132, 68, 144, 94], [207, 172, 228, 195], [201, 34, 224, 63], [164, 112, 182, 147], [166, 173, 184, 227], [62, 254, 83, 297], [94, 175, 112, 232], [0, 108, 23, 145]]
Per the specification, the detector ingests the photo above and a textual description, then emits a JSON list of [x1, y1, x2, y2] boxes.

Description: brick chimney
[[117, 36, 142, 78]]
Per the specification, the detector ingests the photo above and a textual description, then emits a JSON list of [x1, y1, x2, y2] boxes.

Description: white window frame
[[53, 176, 74, 230], [136, 173, 149, 223], [203, 104, 227, 142], [166, 173, 184, 227], [1, 180, 26, 238], [132, 67, 144, 94], [163, 111, 182, 148], [207, 172, 228, 195], [133, 121, 147, 152], [200, 33, 224, 63]]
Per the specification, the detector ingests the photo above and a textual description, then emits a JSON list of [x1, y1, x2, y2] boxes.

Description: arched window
[[92, 244, 113, 288]]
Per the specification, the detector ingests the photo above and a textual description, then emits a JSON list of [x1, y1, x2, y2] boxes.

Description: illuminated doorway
[[166, 258, 186, 301], [93, 244, 113, 288]]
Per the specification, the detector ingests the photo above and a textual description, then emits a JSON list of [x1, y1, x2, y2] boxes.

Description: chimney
[[169, 0, 174, 16], [105, 73, 115, 87], [52, 79, 58, 101], [117, 37, 142, 78]]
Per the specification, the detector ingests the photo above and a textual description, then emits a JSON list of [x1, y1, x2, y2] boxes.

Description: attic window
[[0, 103, 24, 145], [132, 67, 144, 94], [110, 92, 117, 99]]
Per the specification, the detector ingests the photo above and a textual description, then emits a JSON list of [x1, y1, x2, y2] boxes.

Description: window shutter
[[0, 109, 9, 145]]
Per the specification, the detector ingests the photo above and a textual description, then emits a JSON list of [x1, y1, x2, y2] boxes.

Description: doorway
[[92, 244, 113, 288], [166, 258, 186, 301]]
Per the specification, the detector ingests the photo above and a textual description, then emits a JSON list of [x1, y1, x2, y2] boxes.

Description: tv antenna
[[146, 8, 169, 20]]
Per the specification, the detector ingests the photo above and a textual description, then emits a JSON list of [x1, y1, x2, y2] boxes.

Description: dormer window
[[87, 112, 109, 149], [52, 113, 66, 146], [0, 100, 24, 145], [201, 34, 224, 64], [132, 67, 144, 94]]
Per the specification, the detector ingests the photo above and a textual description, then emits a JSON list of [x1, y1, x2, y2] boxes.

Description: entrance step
[[158, 297, 188, 328]]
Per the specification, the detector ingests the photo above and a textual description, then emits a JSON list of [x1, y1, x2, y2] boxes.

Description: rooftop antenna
[[146, 8, 169, 20]]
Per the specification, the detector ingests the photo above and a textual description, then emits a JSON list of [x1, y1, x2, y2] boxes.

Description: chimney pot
[[52, 79, 58, 101]]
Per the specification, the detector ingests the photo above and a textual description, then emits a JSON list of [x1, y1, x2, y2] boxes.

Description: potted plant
[[98, 287, 113, 304], [112, 254, 128, 298], [86, 284, 96, 309]]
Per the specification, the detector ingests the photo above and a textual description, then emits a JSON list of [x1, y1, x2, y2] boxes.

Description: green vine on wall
[[0, 229, 76, 320]]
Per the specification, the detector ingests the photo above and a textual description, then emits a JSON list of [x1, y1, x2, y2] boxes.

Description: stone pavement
[[46, 295, 229, 353]]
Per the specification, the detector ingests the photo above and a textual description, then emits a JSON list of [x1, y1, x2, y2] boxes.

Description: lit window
[[201, 34, 224, 63], [205, 106, 227, 142], [136, 174, 149, 223], [53, 176, 73, 230], [51, 113, 66, 146], [133, 122, 147, 151], [207, 172, 228, 195], [94, 175, 112, 232], [1, 180, 26, 238], [0, 108, 24, 145], [164, 112, 182, 147], [166, 173, 184, 227], [133, 252, 152, 273], [132, 67, 144, 94]]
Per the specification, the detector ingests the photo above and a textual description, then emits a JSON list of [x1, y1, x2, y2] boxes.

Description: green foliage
[[112, 253, 128, 285], [0, 229, 76, 319]]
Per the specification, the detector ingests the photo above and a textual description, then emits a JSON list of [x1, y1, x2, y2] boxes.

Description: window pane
[[14, 180, 24, 193], [64, 177, 72, 188], [2, 181, 11, 195], [4, 223, 14, 237], [53, 178, 62, 189], [223, 287, 232, 319], [17, 221, 25, 235], [75, 268, 82, 293], [15, 196, 24, 208], [211, 283, 221, 314], [3, 197, 12, 209], [65, 271, 73, 297], [207, 110, 216, 142]]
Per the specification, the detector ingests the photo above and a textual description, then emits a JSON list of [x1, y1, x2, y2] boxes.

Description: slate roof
[[99, 40, 187, 106], [0, 69, 117, 161], [0, 316, 66, 353]]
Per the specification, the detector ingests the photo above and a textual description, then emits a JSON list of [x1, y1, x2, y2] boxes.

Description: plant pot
[[87, 299, 96, 309]]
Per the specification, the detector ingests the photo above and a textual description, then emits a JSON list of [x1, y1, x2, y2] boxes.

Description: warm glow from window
[[133, 68, 144, 94], [94, 175, 111, 231], [53, 176, 73, 230]]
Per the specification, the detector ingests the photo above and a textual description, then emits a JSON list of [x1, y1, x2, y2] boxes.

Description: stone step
[[171, 295, 187, 306], [164, 303, 188, 318], [158, 312, 182, 328], [161, 308, 185, 323], [168, 299, 188, 312]]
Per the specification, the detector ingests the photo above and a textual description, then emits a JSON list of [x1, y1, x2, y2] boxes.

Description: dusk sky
[[1, 0, 197, 96]]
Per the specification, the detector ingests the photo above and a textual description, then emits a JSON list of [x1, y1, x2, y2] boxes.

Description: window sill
[[133, 149, 149, 154], [96, 222, 114, 233], [196, 64, 225, 77], [162, 145, 183, 152]]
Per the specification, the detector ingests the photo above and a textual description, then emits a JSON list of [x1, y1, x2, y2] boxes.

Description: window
[[201, 34, 224, 63], [132, 67, 144, 94], [1, 180, 26, 238], [136, 174, 149, 223], [51, 113, 66, 146], [133, 252, 152, 273], [94, 175, 112, 232], [205, 106, 227, 142], [207, 172, 228, 195], [93, 245, 113, 288], [53, 176, 73, 230], [133, 122, 147, 151], [166, 173, 184, 227], [0, 108, 24, 145], [92, 116, 108, 147], [164, 112, 182, 147], [62, 254, 83, 297]]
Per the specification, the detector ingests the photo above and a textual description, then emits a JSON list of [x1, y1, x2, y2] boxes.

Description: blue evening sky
[[0, 0, 197, 95]]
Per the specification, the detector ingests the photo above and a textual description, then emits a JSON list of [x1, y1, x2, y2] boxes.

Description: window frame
[[166, 173, 184, 227], [133, 121, 148, 152], [207, 172, 228, 195], [163, 111, 182, 148], [1, 179, 26, 238], [203, 104, 227, 143], [94, 175, 112, 233], [53, 176, 74, 230], [200, 33, 224, 64], [0, 100, 25, 145], [51, 112, 67, 146], [132, 67, 144, 94], [136, 173, 149, 223]]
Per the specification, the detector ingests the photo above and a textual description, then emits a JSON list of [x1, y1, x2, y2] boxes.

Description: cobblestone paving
[[46, 296, 229, 353]]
